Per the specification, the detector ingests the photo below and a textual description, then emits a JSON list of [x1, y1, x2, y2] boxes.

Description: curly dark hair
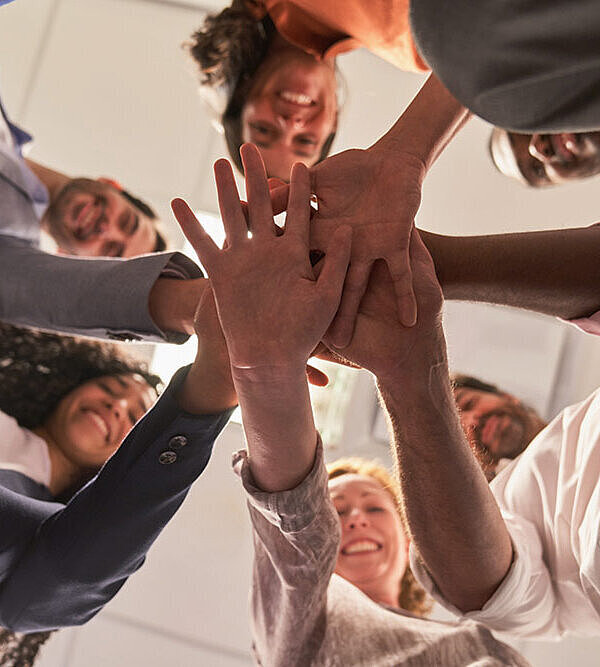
[[187, 0, 336, 174], [327, 457, 433, 617], [0, 322, 161, 430], [0, 629, 52, 667]]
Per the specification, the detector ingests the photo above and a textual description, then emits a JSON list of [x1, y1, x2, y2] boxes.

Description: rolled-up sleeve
[[410, 511, 562, 638], [233, 440, 340, 667]]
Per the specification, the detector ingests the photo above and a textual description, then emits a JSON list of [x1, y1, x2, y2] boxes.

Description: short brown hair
[[327, 457, 432, 617]]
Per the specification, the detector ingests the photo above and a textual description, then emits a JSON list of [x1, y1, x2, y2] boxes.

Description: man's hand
[[308, 147, 426, 348], [171, 143, 352, 376], [319, 229, 444, 383]]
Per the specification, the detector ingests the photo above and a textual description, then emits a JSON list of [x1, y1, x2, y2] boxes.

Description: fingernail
[[401, 300, 417, 327]]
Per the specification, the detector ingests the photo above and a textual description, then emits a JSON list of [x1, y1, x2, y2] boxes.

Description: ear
[[97, 176, 123, 191]]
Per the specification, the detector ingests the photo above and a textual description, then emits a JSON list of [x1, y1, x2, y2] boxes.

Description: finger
[[317, 226, 353, 335], [214, 159, 247, 244], [306, 363, 329, 387], [171, 198, 219, 267], [284, 162, 312, 241], [268, 177, 287, 192], [386, 246, 417, 328], [326, 258, 372, 349], [269, 184, 289, 217], [240, 143, 274, 237]]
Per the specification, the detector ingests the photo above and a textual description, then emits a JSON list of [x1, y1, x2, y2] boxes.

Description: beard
[[465, 403, 535, 480]]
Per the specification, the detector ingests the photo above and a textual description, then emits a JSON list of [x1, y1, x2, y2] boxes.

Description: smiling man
[[489, 128, 600, 187], [25, 162, 167, 258], [452, 374, 546, 480]]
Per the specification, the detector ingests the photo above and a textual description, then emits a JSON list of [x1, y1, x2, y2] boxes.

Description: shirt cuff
[[232, 436, 328, 533], [159, 253, 204, 281]]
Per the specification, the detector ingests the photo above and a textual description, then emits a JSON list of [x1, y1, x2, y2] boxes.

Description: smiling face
[[329, 474, 408, 594], [454, 386, 545, 478], [491, 128, 600, 187], [42, 178, 158, 257], [43, 374, 157, 470], [241, 47, 338, 180]]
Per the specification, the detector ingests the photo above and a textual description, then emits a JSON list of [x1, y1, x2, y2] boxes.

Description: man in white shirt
[[326, 240, 600, 640]]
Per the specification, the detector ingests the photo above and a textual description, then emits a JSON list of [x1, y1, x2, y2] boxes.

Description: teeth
[[86, 410, 109, 437], [343, 540, 380, 555], [280, 91, 313, 106]]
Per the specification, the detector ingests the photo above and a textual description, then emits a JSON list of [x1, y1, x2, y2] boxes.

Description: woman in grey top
[[173, 142, 529, 666]]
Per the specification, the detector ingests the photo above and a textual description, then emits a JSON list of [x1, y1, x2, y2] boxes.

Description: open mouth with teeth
[[82, 408, 110, 443], [71, 200, 105, 241], [278, 90, 315, 106], [341, 539, 382, 556]]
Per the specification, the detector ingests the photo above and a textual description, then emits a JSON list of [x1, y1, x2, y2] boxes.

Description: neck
[[32, 425, 83, 497], [356, 575, 401, 609], [25, 158, 70, 203]]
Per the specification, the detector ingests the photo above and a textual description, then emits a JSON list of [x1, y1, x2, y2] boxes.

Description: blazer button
[[159, 450, 178, 465], [168, 435, 188, 449]]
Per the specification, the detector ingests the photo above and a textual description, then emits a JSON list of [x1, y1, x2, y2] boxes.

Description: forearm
[[377, 352, 512, 612], [421, 226, 600, 319], [373, 73, 470, 171], [234, 366, 317, 493]]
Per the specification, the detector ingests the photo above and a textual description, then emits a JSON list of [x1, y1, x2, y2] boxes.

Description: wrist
[[149, 278, 207, 335], [374, 331, 449, 393], [231, 360, 308, 391]]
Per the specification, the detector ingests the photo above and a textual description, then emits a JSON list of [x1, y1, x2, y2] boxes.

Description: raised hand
[[308, 146, 426, 348], [171, 143, 352, 377]]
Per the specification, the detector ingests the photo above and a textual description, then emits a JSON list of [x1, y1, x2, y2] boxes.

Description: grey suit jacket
[[0, 366, 233, 632], [411, 0, 600, 132], [0, 99, 202, 342]]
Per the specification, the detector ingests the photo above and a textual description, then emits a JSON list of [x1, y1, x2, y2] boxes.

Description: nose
[[102, 395, 129, 422], [529, 134, 552, 162], [276, 110, 307, 129], [459, 411, 478, 436], [346, 508, 369, 530]]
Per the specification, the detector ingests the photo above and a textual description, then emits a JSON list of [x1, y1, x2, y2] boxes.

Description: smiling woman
[[0, 323, 161, 665], [188, 1, 429, 179], [327, 457, 431, 616]]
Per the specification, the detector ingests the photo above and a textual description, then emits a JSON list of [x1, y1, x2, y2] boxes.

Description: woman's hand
[[171, 143, 352, 379]]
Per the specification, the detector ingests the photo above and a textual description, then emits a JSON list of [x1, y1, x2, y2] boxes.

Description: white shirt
[[411, 388, 600, 639], [0, 410, 51, 488]]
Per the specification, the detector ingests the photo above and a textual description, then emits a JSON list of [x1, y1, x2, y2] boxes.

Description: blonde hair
[[327, 457, 432, 617]]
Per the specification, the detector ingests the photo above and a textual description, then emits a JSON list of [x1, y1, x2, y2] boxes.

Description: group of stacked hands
[[2, 0, 600, 665]]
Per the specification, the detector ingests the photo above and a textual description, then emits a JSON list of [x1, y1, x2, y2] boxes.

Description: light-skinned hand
[[171, 143, 352, 378]]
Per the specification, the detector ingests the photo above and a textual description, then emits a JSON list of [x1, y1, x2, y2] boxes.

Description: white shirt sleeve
[[409, 511, 564, 639]]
